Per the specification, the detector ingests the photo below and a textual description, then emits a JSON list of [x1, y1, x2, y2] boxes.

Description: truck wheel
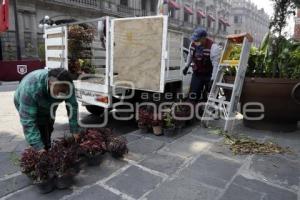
[[85, 105, 104, 116]]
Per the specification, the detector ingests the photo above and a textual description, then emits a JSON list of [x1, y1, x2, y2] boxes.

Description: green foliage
[[226, 0, 300, 80], [38, 43, 45, 61]]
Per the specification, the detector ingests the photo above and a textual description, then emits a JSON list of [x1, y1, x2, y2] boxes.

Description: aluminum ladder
[[201, 33, 253, 132]]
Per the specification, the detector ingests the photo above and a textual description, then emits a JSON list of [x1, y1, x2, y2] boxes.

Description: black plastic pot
[[163, 126, 176, 136], [86, 152, 104, 166], [175, 120, 186, 129], [35, 178, 55, 194], [74, 157, 86, 174], [55, 174, 75, 189]]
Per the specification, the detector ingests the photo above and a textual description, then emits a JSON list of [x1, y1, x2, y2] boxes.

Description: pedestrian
[[14, 68, 80, 152], [183, 27, 220, 102]]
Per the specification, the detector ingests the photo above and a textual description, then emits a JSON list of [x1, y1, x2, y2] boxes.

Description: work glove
[[183, 67, 189, 76]]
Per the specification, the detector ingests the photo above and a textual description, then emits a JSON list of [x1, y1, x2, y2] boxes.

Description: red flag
[[0, 0, 9, 32]]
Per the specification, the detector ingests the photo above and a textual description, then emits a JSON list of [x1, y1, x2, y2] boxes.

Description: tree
[[269, 0, 298, 77]]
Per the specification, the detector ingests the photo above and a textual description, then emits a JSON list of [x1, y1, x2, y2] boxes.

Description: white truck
[[44, 16, 192, 115]]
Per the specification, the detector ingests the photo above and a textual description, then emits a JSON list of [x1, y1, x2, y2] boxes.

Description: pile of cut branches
[[208, 128, 292, 155]]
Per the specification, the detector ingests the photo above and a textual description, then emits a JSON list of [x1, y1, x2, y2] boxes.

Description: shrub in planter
[[20, 149, 55, 194], [224, 0, 300, 131]]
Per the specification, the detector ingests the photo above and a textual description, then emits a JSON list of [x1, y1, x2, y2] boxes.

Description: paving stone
[[74, 154, 127, 187], [140, 152, 185, 175], [160, 134, 211, 158], [220, 175, 297, 200], [124, 132, 142, 143], [190, 127, 224, 142], [72, 185, 121, 200], [106, 165, 163, 199], [180, 154, 241, 189], [143, 125, 195, 143], [219, 183, 264, 200], [209, 141, 249, 161], [248, 155, 300, 191], [125, 137, 165, 162], [146, 176, 220, 200], [6, 186, 73, 200], [0, 152, 20, 178], [0, 174, 31, 198]]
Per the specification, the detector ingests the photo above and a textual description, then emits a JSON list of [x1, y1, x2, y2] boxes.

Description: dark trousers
[[189, 73, 211, 102], [37, 119, 54, 150]]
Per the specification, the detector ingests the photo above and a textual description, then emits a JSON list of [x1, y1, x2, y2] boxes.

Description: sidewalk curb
[[0, 81, 20, 86]]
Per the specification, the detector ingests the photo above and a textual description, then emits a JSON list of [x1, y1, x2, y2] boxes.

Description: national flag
[[0, 0, 9, 32]]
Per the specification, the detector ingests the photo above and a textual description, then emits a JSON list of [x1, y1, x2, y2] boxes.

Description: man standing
[[14, 68, 80, 152], [183, 27, 221, 102]]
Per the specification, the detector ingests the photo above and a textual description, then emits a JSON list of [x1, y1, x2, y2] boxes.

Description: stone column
[[17, 12, 25, 59]]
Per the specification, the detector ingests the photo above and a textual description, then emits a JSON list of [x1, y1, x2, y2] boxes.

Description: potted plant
[[137, 106, 153, 133], [79, 129, 106, 166], [106, 135, 129, 158], [151, 119, 163, 136], [174, 104, 191, 129], [225, 0, 300, 131], [20, 148, 55, 194], [163, 112, 176, 136], [51, 139, 79, 189], [68, 24, 96, 76]]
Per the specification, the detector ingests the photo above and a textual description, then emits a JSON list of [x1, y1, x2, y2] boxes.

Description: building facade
[[0, 0, 232, 60], [166, 0, 232, 43], [294, 8, 300, 41], [229, 0, 270, 47]]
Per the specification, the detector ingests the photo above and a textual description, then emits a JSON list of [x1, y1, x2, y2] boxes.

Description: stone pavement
[[0, 84, 300, 200]]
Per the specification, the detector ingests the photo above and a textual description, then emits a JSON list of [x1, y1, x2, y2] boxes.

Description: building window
[[207, 19, 212, 29], [184, 12, 189, 22], [120, 0, 128, 6], [150, 0, 156, 12], [234, 15, 242, 24], [24, 14, 31, 30], [197, 17, 201, 25], [169, 7, 176, 18], [141, 0, 146, 10]]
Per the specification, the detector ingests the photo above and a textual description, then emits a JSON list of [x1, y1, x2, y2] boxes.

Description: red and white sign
[[0, 0, 9, 32], [17, 65, 27, 75]]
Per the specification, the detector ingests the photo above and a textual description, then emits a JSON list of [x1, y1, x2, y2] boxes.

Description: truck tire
[[85, 105, 104, 116]]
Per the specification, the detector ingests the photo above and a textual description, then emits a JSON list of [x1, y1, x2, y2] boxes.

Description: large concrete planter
[[225, 76, 300, 132]]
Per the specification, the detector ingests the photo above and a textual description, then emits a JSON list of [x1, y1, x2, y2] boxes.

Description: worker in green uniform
[[14, 68, 80, 152]]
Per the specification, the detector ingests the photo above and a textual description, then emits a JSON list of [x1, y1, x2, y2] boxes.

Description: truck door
[[110, 16, 168, 93]]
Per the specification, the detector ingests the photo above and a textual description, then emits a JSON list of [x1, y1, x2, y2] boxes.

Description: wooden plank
[[112, 17, 164, 91]]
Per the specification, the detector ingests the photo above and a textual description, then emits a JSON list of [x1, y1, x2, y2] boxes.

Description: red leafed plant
[[50, 137, 80, 176], [81, 128, 128, 158], [20, 148, 55, 183], [138, 106, 154, 126], [79, 129, 106, 156]]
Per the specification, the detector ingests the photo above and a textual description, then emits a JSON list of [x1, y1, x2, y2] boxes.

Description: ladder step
[[207, 97, 230, 106], [216, 83, 234, 89], [220, 60, 239, 66]]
